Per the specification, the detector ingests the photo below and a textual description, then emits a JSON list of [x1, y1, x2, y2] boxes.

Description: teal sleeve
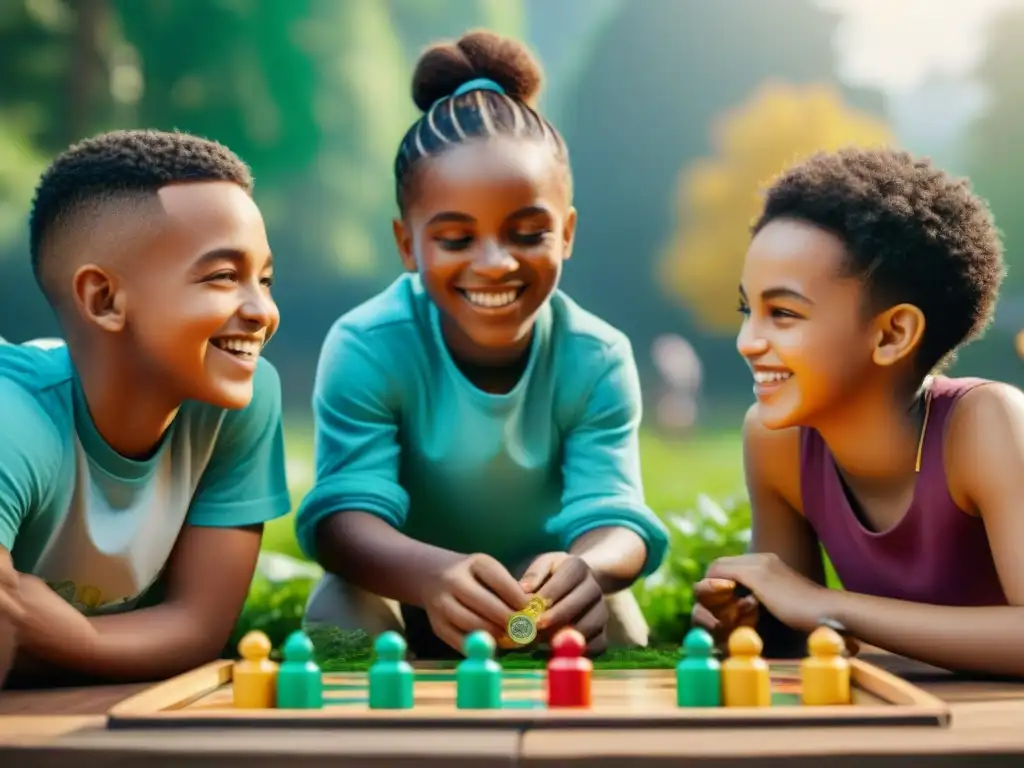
[[0, 381, 62, 552], [187, 358, 292, 527], [294, 325, 409, 560], [546, 338, 669, 577]]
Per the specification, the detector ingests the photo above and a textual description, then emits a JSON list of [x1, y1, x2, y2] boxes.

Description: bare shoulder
[[946, 381, 1024, 513], [741, 404, 804, 513]]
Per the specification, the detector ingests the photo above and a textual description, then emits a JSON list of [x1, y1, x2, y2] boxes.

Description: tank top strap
[[914, 375, 993, 508]]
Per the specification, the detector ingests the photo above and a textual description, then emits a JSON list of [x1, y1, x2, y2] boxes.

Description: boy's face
[[736, 218, 875, 429], [393, 138, 576, 361], [110, 181, 278, 409]]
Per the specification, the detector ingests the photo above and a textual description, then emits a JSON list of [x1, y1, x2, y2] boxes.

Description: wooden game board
[[106, 657, 950, 730]]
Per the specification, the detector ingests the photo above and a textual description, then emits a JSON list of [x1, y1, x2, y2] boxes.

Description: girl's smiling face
[[736, 217, 878, 429], [393, 137, 575, 365]]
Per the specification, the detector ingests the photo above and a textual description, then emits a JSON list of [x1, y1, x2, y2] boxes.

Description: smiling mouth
[[753, 370, 792, 385], [456, 286, 527, 309], [211, 337, 263, 360]]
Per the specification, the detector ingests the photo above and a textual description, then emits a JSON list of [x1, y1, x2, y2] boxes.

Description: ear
[[392, 218, 417, 273], [72, 264, 126, 333], [871, 303, 925, 368], [561, 206, 578, 262]]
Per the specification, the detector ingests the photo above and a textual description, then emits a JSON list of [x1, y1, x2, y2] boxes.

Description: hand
[[0, 549, 25, 625], [521, 552, 608, 654], [423, 553, 529, 653], [691, 577, 759, 645], [705, 553, 833, 634]]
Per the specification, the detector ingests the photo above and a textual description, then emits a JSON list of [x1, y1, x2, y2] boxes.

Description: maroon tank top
[[800, 376, 1006, 606]]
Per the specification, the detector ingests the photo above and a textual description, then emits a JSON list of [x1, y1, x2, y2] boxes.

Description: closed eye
[[771, 307, 803, 320], [511, 229, 551, 247], [435, 235, 473, 251]]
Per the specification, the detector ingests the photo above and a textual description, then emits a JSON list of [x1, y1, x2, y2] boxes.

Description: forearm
[[828, 590, 1024, 676], [569, 526, 647, 593], [316, 511, 462, 607], [17, 593, 230, 682]]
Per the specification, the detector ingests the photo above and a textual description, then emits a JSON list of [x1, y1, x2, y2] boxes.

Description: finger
[[535, 558, 589, 606], [439, 595, 505, 638], [0, 591, 24, 622], [693, 578, 738, 608], [573, 597, 609, 641], [586, 628, 608, 657], [538, 580, 602, 632], [519, 555, 556, 593], [470, 558, 530, 612], [0, 567, 17, 591], [455, 573, 527, 628], [690, 602, 721, 633], [429, 615, 467, 654]]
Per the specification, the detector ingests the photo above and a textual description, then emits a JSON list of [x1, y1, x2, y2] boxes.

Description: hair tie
[[453, 78, 505, 98]]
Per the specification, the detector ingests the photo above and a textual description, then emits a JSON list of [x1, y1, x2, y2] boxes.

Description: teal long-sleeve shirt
[[295, 274, 668, 578]]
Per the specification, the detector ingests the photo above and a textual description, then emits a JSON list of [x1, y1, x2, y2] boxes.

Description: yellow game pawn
[[722, 626, 770, 707], [801, 625, 850, 705], [233, 630, 279, 709]]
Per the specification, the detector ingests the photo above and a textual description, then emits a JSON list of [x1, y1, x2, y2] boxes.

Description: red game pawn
[[547, 628, 592, 707]]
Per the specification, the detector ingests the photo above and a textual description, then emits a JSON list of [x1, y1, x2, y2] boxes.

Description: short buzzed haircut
[[28, 129, 253, 301]]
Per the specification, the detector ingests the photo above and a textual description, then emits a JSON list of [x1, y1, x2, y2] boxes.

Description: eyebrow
[[193, 248, 274, 270], [426, 212, 475, 226], [425, 205, 551, 227], [507, 205, 550, 220], [738, 285, 813, 304]]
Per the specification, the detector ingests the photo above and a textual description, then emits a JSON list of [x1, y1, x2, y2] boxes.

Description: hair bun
[[411, 29, 544, 112]]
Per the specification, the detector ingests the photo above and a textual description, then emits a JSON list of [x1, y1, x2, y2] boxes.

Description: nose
[[238, 286, 278, 330], [470, 239, 519, 280], [736, 316, 769, 360]]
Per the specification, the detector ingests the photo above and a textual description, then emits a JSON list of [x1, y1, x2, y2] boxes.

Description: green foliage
[[116, 0, 320, 183], [225, 554, 321, 658], [634, 494, 751, 642]]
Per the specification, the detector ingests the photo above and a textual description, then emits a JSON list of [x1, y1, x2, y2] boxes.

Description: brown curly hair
[[753, 147, 1005, 372]]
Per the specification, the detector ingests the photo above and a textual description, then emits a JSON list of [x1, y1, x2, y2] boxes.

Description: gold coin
[[507, 612, 537, 645], [523, 596, 547, 618]]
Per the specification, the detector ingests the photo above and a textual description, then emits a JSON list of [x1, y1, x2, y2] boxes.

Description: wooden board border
[[106, 658, 950, 731]]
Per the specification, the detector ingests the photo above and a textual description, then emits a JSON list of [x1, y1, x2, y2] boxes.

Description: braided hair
[[393, 30, 570, 213]]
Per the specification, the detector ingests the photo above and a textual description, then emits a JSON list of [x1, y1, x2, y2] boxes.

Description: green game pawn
[[369, 631, 414, 709], [457, 631, 502, 709], [677, 627, 721, 707], [277, 630, 323, 709]]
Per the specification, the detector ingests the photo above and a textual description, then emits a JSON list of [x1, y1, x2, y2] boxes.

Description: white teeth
[[212, 338, 261, 358], [463, 290, 519, 308], [753, 370, 792, 384]]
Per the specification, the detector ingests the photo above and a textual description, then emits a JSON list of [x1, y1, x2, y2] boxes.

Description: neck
[[71, 343, 182, 459], [440, 314, 533, 368], [811, 376, 930, 487]]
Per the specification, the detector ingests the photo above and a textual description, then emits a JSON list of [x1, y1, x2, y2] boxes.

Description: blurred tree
[[0, 0, 116, 151], [554, 0, 886, 406], [662, 83, 893, 331], [0, 116, 48, 247], [115, 0, 320, 185], [967, 4, 1024, 290]]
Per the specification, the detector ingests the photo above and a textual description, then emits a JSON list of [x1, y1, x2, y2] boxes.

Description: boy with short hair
[[0, 129, 290, 688]]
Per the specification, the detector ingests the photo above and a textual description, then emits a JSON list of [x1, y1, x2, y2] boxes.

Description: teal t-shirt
[[0, 339, 291, 615], [296, 274, 669, 577]]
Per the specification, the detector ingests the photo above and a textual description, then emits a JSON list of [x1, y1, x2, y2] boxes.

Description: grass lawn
[[306, 625, 687, 672], [260, 419, 746, 561]]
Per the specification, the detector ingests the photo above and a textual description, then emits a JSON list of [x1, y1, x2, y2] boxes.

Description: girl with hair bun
[[296, 30, 667, 658]]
